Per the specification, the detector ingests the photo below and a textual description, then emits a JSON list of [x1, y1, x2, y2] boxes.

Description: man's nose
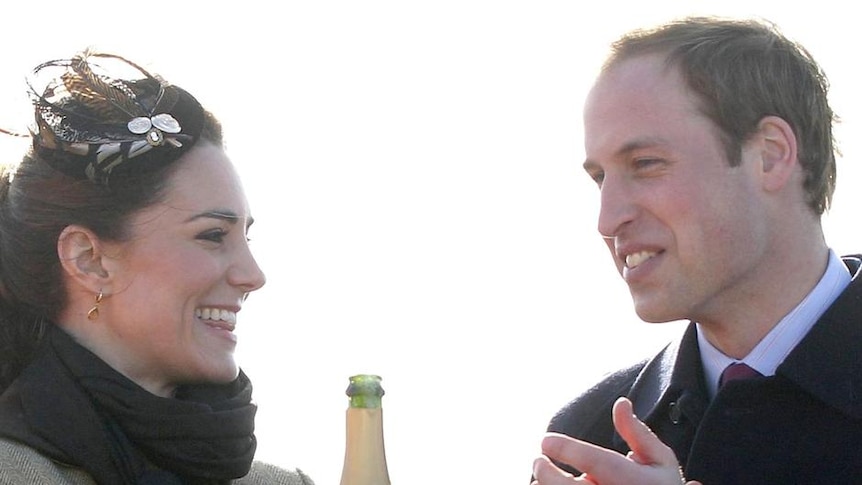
[[597, 174, 637, 239]]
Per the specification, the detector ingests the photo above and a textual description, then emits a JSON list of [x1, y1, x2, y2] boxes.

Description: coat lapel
[[613, 323, 709, 461]]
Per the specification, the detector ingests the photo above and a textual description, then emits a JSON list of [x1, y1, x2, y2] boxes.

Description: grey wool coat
[[0, 438, 315, 485]]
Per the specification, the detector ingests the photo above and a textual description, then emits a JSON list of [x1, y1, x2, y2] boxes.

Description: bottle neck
[[340, 407, 390, 485], [340, 374, 390, 485]]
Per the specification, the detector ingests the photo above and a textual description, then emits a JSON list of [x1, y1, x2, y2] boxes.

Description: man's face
[[582, 54, 771, 325]]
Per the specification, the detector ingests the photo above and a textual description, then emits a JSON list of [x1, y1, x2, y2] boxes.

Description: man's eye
[[588, 171, 604, 186], [634, 158, 662, 169]]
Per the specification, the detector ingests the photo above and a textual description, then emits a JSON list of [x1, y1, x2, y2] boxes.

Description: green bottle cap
[[345, 374, 385, 408]]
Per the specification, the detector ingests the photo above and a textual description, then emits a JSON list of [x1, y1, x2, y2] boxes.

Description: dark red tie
[[719, 362, 762, 387]]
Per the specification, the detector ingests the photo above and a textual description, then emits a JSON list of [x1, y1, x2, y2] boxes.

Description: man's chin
[[632, 300, 681, 323]]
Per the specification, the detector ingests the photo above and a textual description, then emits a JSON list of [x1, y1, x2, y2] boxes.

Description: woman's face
[[98, 142, 266, 396]]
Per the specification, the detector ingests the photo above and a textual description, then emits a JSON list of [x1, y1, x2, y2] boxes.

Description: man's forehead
[[589, 54, 681, 102]]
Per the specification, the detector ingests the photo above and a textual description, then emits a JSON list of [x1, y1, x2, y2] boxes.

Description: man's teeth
[[625, 251, 656, 269], [195, 308, 237, 324]]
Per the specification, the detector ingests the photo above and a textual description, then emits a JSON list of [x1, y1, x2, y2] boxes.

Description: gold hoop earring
[[87, 291, 103, 321]]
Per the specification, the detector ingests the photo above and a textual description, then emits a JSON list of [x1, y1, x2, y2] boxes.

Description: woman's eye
[[197, 229, 227, 243]]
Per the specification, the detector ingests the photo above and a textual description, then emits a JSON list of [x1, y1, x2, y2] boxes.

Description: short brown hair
[[604, 17, 837, 214]]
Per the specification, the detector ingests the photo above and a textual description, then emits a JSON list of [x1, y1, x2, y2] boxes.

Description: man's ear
[[57, 225, 111, 293], [754, 115, 799, 193]]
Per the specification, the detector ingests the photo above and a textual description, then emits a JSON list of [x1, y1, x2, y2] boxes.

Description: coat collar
[[625, 255, 862, 426], [778, 255, 862, 418]]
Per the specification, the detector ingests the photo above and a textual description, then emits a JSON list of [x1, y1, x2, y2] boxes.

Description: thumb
[[612, 397, 679, 467]]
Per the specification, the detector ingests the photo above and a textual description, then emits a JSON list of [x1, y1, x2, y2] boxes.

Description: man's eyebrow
[[616, 137, 668, 154], [583, 137, 669, 170]]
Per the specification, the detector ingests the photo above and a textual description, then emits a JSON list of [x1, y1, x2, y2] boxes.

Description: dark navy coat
[[547, 256, 862, 484]]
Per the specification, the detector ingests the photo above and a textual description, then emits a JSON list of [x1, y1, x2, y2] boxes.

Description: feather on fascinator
[[26, 50, 205, 185]]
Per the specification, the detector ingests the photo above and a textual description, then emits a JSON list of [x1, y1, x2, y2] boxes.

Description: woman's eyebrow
[[185, 210, 240, 224], [186, 210, 255, 230]]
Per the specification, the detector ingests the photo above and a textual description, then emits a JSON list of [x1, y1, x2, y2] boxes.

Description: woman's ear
[[754, 115, 799, 193], [57, 225, 110, 293]]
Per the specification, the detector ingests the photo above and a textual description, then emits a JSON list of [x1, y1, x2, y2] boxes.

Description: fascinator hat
[[26, 49, 205, 185]]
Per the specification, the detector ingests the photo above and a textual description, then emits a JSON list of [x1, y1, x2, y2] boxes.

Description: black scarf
[[0, 325, 257, 484]]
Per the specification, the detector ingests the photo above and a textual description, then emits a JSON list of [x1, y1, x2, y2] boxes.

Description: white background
[[1, 2, 859, 484]]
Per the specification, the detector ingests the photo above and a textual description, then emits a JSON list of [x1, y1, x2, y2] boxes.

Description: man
[[532, 17, 862, 485]]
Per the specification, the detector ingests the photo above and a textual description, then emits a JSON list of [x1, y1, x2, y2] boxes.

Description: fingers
[[539, 432, 633, 481], [534, 398, 688, 485], [532, 455, 596, 484], [611, 397, 679, 468]]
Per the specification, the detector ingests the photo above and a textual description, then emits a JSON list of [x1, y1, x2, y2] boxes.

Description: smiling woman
[[63, 143, 264, 398], [0, 51, 313, 484]]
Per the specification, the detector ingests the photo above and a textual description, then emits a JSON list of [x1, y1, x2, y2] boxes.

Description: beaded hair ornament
[[25, 49, 205, 185]]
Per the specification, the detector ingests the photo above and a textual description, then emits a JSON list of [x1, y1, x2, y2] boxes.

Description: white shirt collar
[[697, 250, 851, 399]]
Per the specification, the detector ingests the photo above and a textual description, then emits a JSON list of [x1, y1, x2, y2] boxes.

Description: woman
[[0, 51, 313, 484]]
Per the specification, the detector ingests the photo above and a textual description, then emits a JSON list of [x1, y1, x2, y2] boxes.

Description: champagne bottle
[[339, 374, 391, 485]]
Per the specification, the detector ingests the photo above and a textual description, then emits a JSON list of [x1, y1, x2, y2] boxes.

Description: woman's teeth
[[195, 308, 237, 324]]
